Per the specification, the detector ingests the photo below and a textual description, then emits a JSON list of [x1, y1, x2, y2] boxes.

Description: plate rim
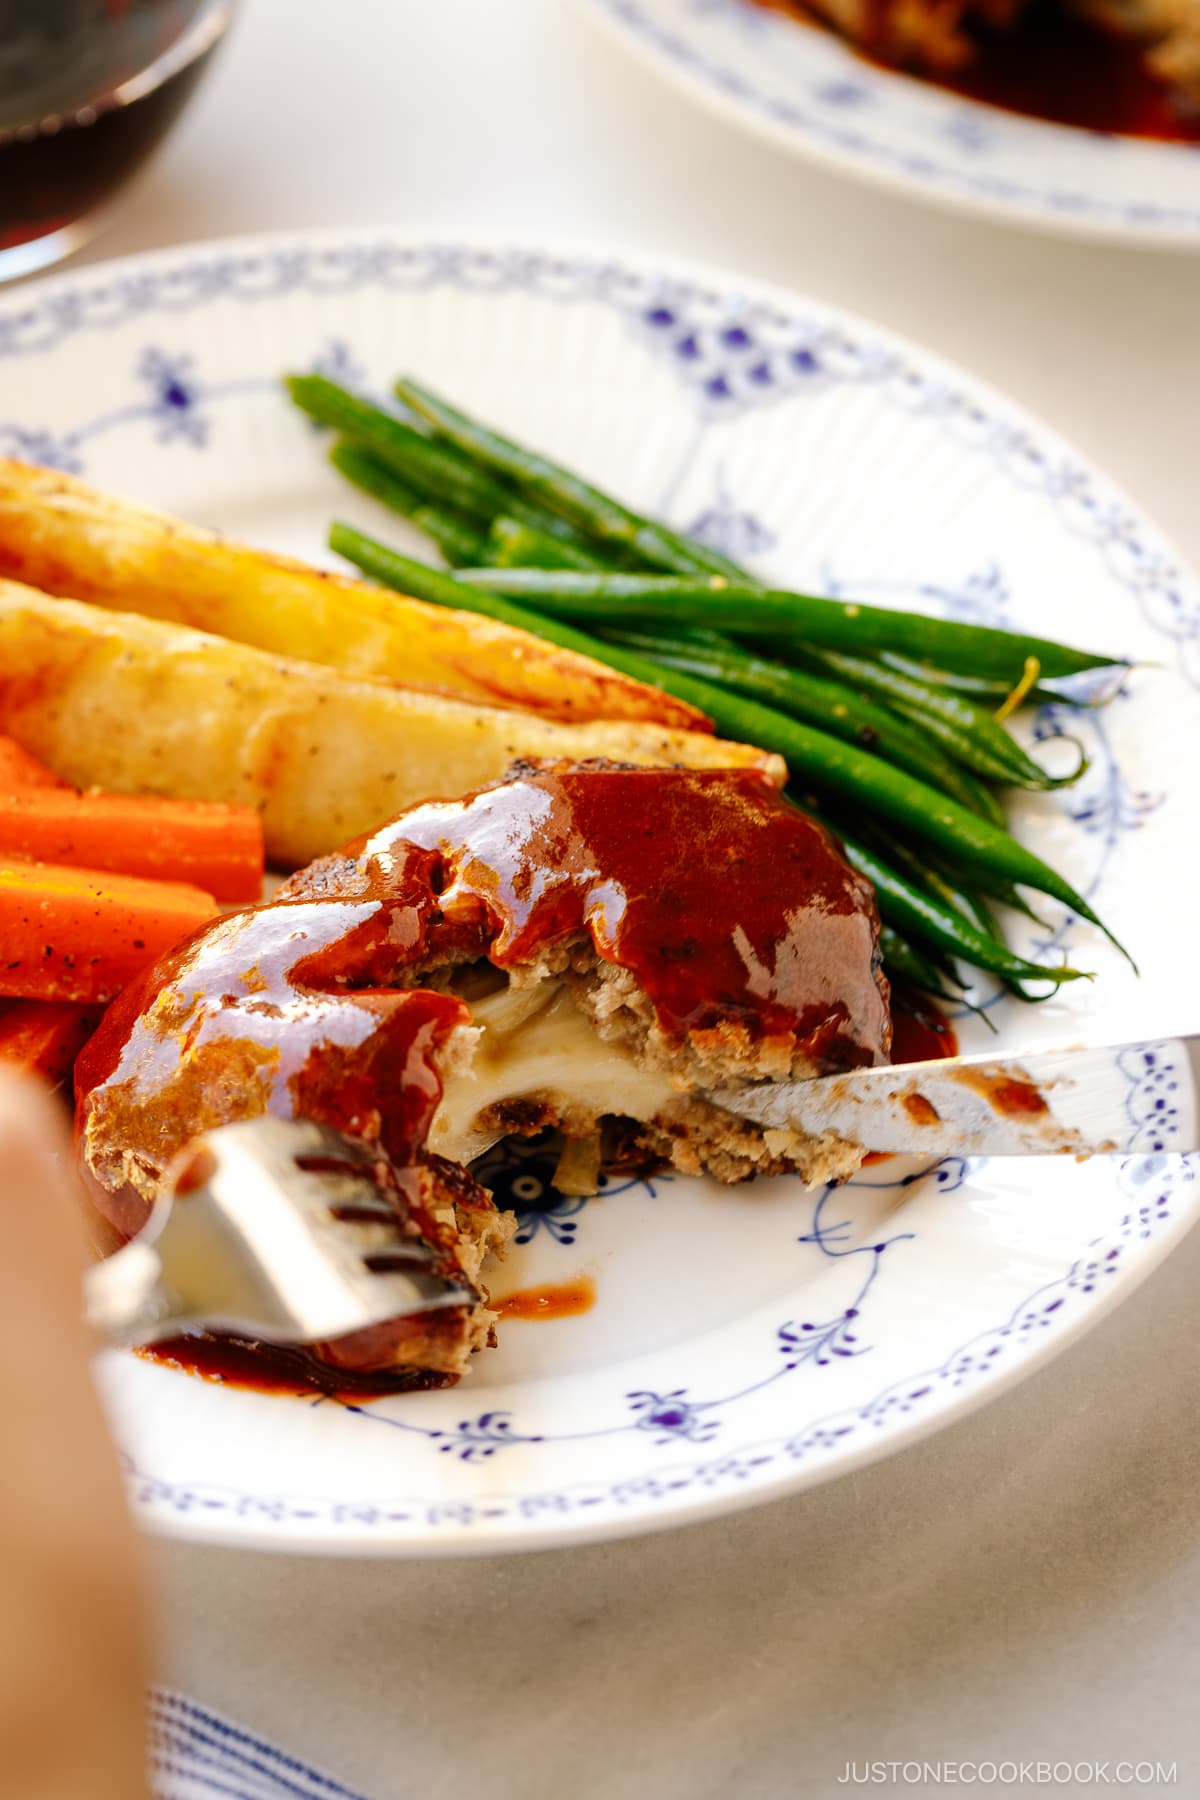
[[114, 1196, 1200, 1557], [6, 225, 1199, 1555], [575, 0, 1200, 248]]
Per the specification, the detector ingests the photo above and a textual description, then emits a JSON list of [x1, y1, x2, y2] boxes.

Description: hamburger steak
[[76, 761, 891, 1388]]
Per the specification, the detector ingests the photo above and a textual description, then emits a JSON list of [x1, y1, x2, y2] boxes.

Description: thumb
[[0, 1070, 150, 1800]]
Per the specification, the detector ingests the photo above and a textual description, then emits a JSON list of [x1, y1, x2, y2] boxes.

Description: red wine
[[0, 0, 233, 276]]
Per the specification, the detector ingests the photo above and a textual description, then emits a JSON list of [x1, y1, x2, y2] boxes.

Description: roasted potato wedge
[[0, 460, 708, 733], [0, 582, 784, 868]]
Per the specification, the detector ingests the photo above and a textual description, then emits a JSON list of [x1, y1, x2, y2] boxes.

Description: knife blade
[[707, 1037, 1200, 1159]]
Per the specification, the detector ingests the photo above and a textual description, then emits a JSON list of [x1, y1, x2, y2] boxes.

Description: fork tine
[[138, 1116, 476, 1345], [327, 1199, 420, 1226]]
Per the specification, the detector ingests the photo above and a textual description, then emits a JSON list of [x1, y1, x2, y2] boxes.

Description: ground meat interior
[[76, 762, 892, 1385]]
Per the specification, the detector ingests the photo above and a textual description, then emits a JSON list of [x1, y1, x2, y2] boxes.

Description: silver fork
[[84, 1116, 478, 1349]]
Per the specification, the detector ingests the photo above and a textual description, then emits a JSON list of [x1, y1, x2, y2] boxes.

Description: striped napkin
[[149, 1690, 372, 1800]]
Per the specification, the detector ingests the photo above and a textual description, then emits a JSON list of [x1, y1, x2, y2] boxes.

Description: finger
[[0, 1070, 150, 1800], [0, 1072, 93, 1344]]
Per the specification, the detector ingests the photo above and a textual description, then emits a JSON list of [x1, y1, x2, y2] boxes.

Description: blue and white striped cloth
[[149, 1690, 372, 1800]]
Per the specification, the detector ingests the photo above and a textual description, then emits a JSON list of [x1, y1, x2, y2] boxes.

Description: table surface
[[64, 1, 1200, 1794]]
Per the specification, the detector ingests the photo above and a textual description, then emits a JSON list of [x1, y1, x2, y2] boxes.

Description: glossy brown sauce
[[76, 766, 891, 1242], [84, 767, 894, 1396], [862, 989, 956, 1162], [889, 994, 957, 1067], [134, 1333, 456, 1399], [494, 1277, 597, 1322], [953, 1064, 1049, 1116], [139, 994, 956, 1391], [349, 765, 892, 1063], [756, 0, 1200, 140]]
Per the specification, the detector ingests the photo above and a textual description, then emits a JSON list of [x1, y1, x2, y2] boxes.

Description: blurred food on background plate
[[756, 0, 1200, 137]]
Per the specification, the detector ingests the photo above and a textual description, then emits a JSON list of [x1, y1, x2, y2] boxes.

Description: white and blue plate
[[3, 231, 1198, 1553], [579, 0, 1200, 244]]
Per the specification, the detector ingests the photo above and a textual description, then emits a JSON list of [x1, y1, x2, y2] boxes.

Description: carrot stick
[[0, 998, 101, 1084], [0, 735, 68, 790], [0, 859, 218, 1004], [0, 790, 264, 902]]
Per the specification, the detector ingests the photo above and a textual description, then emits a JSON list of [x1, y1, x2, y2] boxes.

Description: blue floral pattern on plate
[[3, 234, 1195, 1550]]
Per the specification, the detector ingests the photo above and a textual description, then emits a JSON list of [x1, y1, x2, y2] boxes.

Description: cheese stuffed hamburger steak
[[75, 761, 891, 1388]]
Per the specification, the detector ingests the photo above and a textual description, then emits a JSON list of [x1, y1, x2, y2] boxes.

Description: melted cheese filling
[[428, 978, 679, 1168]]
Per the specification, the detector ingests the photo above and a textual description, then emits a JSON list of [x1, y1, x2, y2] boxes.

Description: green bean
[[775, 723, 1124, 962], [333, 530, 1126, 967], [328, 524, 707, 700], [847, 824, 1066, 1003], [925, 851, 1052, 931], [599, 628, 1005, 822], [863, 823, 996, 928], [329, 441, 491, 567], [488, 517, 612, 572], [878, 927, 999, 1028], [394, 376, 746, 580], [796, 645, 1087, 790], [879, 927, 965, 1001], [810, 818, 1087, 989], [878, 653, 1124, 710], [288, 374, 588, 547], [608, 624, 738, 656], [452, 567, 1121, 683], [916, 862, 1064, 1004], [871, 827, 1049, 937], [287, 373, 433, 444]]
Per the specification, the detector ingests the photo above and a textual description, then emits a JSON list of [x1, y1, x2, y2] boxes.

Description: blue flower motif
[[777, 1309, 865, 1367], [0, 424, 82, 473], [472, 1137, 589, 1245], [627, 1389, 719, 1444], [929, 1156, 970, 1194], [137, 349, 207, 446], [436, 1410, 543, 1463], [472, 1133, 670, 1246], [688, 470, 777, 561], [636, 304, 822, 413]]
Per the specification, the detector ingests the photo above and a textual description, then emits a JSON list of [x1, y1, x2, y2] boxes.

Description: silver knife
[[708, 1037, 1200, 1159]]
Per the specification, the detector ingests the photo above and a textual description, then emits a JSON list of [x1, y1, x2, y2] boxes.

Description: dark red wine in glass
[[0, 0, 234, 283]]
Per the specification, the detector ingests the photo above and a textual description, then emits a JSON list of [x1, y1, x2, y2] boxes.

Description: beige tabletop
[[69, 1, 1200, 1794]]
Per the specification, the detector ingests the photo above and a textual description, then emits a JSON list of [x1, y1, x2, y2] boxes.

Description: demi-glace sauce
[[494, 1277, 597, 1322], [136, 1000, 954, 1394], [350, 765, 893, 1067], [133, 1334, 424, 1400], [756, 0, 1200, 141], [889, 991, 957, 1067], [952, 1063, 1048, 1116], [87, 766, 903, 1398], [77, 765, 891, 1248], [861, 989, 957, 1165], [139, 1282, 599, 1393]]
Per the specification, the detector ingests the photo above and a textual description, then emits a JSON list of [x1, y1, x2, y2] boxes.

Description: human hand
[[0, 1071, 149, 1800]]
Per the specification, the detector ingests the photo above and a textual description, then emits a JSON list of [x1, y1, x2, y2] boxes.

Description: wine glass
[[0, 0, 236, 284]]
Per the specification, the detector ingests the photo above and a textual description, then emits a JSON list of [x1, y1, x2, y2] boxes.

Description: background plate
[[579, 0, 1200, 246], [2, 230, 1198, 1554]]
